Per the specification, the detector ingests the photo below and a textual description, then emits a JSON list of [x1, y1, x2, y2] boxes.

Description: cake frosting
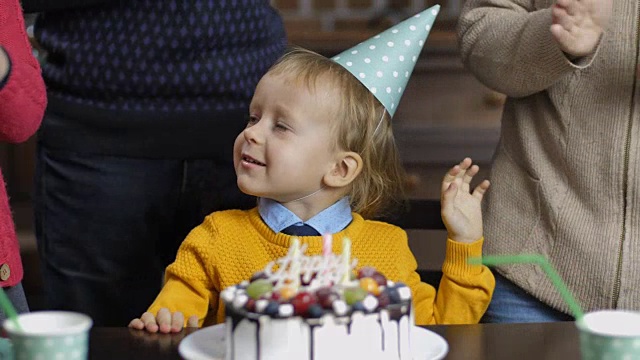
[[221, 236, 414, 360]]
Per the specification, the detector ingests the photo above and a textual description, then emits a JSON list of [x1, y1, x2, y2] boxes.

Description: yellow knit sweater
[[148, 208, 494, 326]]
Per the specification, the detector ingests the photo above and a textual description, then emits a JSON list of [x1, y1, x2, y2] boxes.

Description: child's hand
[[550, 0, 612, 58], [128, 308, 199, 333], [441, 158, 490, 244]]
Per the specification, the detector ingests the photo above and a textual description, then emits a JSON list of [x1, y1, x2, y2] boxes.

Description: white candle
[[290, 238, 301, 289], [341, 237, 351, 284]]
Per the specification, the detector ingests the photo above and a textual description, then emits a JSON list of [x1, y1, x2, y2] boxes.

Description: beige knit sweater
[[458, 0, 640, 314]]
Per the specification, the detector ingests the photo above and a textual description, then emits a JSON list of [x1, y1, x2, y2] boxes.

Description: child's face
[[233, 72, 341, 203]]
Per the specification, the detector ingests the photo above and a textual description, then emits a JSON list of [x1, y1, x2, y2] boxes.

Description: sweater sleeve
[[147, 218, 221, 327], [0, 0, 46, 143], [456, 0, 597, 98], [407, 237, 495, 325]]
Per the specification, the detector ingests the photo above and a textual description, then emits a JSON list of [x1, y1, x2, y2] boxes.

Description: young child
[[129, 6, 494, 333]]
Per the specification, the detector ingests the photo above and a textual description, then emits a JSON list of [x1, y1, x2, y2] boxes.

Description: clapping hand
[[550, 0, 613, 58], [440, 158, 490, 244]]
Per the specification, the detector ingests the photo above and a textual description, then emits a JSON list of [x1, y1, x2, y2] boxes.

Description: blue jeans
[[481, 271, 574, 323], [0, 283, 29, 323], [34, 144, 255, 326]]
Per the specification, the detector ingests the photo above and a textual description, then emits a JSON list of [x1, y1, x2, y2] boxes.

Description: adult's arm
[[0, 0, 46, 143], [21, 0, 120, 13], [457, 0, 590, 98]]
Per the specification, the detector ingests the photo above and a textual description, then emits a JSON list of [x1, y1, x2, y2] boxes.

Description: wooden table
[[88, 321, 582, 359]]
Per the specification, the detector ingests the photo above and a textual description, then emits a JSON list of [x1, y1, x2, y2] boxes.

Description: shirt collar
[[258, 197, 352, 235]]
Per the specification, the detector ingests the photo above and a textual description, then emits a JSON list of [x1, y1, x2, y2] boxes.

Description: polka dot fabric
[[35, 0, 287, 113], [331, 5, 440, 117]]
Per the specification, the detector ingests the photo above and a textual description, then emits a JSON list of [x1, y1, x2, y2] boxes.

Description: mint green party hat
[[332, 5, 440, 118]]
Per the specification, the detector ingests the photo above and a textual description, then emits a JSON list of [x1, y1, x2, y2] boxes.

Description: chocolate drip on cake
[[225, 296, 411, 359]]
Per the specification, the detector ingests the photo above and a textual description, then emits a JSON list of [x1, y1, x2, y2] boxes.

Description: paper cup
[[0, 337, 12, 359], [577, 310, 640, 359], [2, 311, 92, 360]]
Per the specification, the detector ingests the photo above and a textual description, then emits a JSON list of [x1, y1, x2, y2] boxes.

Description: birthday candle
[[291, 237, 300, 257], [320, 233, 332, 285], [290, 238, 301, 289], [322, 233, 332, 257], [341, 237, 351, 284]]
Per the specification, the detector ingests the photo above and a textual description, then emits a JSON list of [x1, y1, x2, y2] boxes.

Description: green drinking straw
[[0, 287, 22, 331], [468, 254, 584, 320]]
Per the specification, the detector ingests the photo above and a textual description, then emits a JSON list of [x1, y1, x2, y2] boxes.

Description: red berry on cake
[[291, 292, 317, 316]]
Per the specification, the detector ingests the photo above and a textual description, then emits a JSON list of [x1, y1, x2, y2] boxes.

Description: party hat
[[331, 5, 440, 118]]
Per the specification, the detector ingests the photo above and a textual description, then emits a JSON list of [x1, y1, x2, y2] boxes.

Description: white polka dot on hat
[[332, 5, 440, 118]]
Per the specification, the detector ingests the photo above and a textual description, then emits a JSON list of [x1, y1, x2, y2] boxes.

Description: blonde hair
[[267, 47, 406, 219]]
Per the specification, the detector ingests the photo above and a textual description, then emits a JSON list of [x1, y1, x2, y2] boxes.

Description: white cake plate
[[179, 323, 448, 360]]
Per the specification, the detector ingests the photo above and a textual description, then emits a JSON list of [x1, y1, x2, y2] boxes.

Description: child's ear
[[324, 151, 363, 188]]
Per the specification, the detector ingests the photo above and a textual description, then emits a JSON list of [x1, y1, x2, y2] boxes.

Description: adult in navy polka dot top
[[23, 0, 287, 326]]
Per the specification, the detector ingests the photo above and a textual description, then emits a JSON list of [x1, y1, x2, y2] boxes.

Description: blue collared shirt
[[258, 197, 353, 235]]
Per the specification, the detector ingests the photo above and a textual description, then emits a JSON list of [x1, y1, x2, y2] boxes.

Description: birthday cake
[[221, 237, 413, 360]]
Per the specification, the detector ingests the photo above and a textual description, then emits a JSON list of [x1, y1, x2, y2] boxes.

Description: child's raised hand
[[441, 158, 490, 244], [550, 0, 612, 58], [128, 308, 198, 333]]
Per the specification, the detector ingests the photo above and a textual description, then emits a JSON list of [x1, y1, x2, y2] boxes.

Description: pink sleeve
[[0, 0, 47, 143], [0, 0, 47, 287]]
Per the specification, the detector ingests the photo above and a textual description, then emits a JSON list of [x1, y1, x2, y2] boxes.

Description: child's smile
[[240, 154, 266, 168]]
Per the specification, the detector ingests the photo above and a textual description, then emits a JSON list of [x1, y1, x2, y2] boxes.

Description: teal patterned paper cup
[[0, 337, 13, 360], [577, 310, 640, 359], [2, 311, 92, 360]]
